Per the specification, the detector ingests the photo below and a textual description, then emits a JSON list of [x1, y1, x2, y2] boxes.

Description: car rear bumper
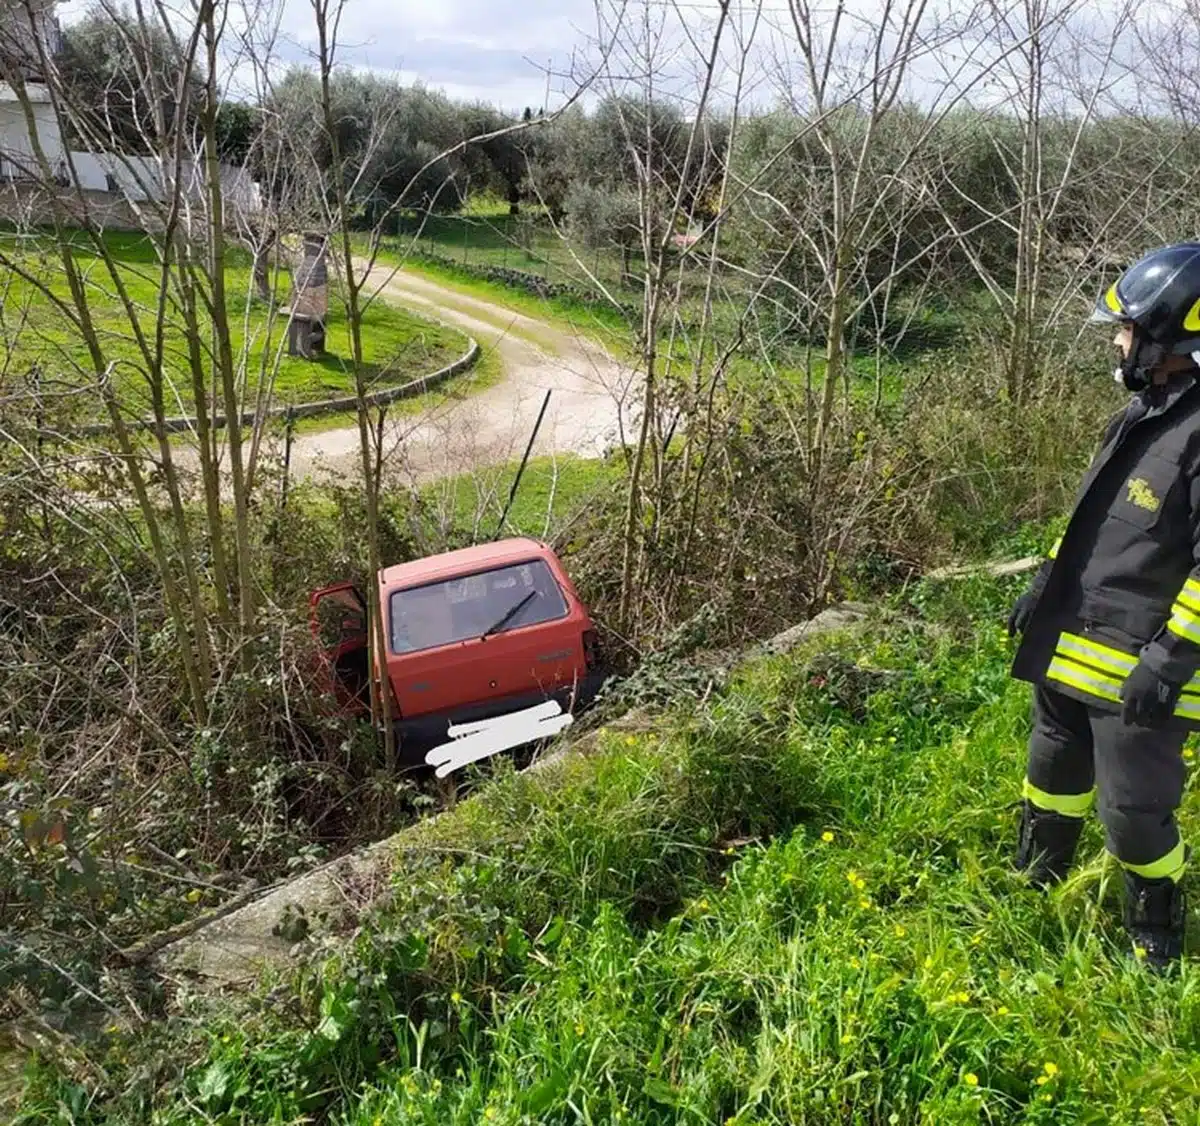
[[395, 670, 608, 760]]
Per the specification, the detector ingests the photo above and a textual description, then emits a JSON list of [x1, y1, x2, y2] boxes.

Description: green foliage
[[24, 568, 1200, 1123]]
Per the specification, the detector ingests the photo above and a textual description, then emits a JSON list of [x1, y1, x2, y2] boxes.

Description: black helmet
[[1090, 242, 1200, 354], [1090, 242, 1200, 389]]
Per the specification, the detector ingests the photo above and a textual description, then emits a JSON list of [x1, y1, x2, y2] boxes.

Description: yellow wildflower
[[970, 934, 983, 946], [996, 1006, 1010, 1016], [1035, 1076, 1048, 1087], [1184, 748, 1195, 762], [853, 877, 866, 890], [1134, 945, 1148, 960], [858, 897, 871, 909], [893, 924, 907, 938], [625, 735, 637, 746], [697, 899, 710, 911], [964, 1073, 979, 1087], [1043, 1062, 1059, 1077], [840, 1033, 854, 1045], [822, 831, 835, 843], [575, 1021, 585, 1036], [849, 957, 861, 969], [846, 869, 859, 884], [451, 991, 463, 1004]]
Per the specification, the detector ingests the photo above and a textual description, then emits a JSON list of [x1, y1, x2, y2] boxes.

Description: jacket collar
[[1140, 369, 1197, 417]]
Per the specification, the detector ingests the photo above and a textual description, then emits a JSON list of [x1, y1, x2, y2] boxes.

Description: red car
[[310, 538, 605, 761]]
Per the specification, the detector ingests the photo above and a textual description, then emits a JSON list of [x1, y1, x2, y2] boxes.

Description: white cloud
[[55, 0, 598, 110]]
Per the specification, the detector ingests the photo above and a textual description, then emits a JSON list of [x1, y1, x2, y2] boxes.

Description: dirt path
[[284, 266, 639, 487]]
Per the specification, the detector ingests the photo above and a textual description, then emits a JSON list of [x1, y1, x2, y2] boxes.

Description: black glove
[[1007, 564, 1051, 637], [1007, 588, 1038, 637], [1119, 661, 1182, 728]]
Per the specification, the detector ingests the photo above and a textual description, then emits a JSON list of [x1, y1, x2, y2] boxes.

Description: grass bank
[[19, 550, 1200, 1124], [419, 450, 623, 543]]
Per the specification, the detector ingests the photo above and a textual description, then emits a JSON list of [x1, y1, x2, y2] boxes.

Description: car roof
[[379, 537, 553, 590]]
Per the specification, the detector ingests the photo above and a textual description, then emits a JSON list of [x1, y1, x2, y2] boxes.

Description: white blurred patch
[[425, 700, 573, 778]]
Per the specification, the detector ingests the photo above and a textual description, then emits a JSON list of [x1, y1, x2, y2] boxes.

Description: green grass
[[274, 342, 506, 437], [393, 207, 636, 292], [419, 451, 622, 541], [0, 230, 470, 420], [375, 246, 634, 351], [19, 562, 1200, 1124]]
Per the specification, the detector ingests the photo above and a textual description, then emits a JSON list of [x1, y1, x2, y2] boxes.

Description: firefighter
[[1007, 241, 1200, 971]]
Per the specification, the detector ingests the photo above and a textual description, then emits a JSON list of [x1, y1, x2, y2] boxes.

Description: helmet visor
[[1089, 282, 1127, 325]]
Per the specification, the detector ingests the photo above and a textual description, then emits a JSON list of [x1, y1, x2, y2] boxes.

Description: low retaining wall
[[73, 335, 480, 438]]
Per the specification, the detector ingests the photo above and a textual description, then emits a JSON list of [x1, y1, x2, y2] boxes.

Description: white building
[[1, 0, 260, 218], [0, 0, 65, 180]]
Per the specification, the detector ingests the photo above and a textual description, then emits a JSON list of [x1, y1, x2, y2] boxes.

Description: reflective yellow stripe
[[1048, 537, 1061, 560], [1023, 777, 1094, 818], [1169, 611, 1200, 645], [1176, 584, 1200, 615], [1176, 697, 1200, 720], [1046, 656, 1123, 703], [1106, 283, 1123, 314], [1055, 633, 1136, 677], [1119, 839, 1187, 882]]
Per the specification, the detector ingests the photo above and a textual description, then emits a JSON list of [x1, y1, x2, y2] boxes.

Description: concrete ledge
[[148, 602, 877, 992], [71, 335, 480, 439]]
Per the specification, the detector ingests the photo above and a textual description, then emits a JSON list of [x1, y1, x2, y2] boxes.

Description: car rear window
[[389, 559, 570, 653]]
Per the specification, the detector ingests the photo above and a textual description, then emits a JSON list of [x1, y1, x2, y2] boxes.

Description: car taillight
[[582, 628, 599, 670]]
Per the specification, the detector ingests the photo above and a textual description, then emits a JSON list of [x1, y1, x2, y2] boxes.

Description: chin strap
[[1115, 331, 1168, 391]]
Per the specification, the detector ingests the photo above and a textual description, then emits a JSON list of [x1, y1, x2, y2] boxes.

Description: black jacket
[[1013, 370, 1200, 728]]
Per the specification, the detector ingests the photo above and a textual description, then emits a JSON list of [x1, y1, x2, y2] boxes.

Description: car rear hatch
[[385, 556, 588, 720]]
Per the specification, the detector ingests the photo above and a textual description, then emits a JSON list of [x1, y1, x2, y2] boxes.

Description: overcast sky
[[57, 0, 606, 113], [53, 0, 1152, 119]]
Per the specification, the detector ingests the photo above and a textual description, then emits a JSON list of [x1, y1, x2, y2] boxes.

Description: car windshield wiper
[[481, 590, 537, 639]]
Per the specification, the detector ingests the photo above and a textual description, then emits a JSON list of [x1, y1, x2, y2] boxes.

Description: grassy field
[[394, 198, 636, 292], [0, 230, 469, 420], [419, 451, 622, 541], [19, 548, 1200, 1124]]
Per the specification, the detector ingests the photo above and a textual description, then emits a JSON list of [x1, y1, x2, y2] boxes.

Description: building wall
[[0, 88, 64, 180]]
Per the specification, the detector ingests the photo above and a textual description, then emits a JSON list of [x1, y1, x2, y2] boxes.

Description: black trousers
[[1024, 683, 1188, 879]]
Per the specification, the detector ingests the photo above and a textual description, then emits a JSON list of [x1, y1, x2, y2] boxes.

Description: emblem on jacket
[[1126, 477, 1161, 512]]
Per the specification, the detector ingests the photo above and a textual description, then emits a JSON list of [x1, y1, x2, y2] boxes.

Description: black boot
[[1123, 871, 1186, 972], [1013, 800, 1084, 888]]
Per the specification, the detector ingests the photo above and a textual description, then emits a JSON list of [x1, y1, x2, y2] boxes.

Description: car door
[[309, 583, 370, 713]]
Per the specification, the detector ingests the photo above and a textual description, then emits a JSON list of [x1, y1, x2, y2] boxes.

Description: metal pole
[[493, 389, 551, 541], [281, 406, 295, 509]]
